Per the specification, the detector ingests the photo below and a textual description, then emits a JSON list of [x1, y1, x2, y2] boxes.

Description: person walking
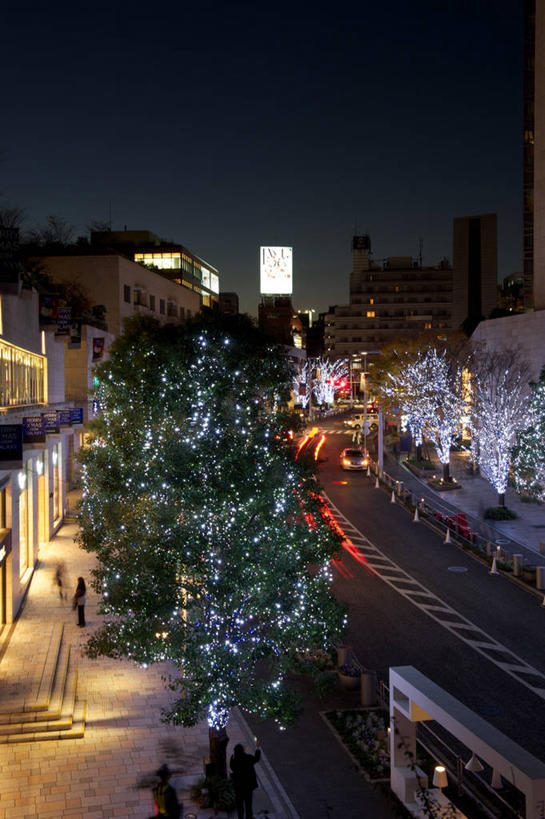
[[54, 562, 66, 600], [229, 742, 261, 819], [73, 577, 86, 627], [152, 763, 181, 818]]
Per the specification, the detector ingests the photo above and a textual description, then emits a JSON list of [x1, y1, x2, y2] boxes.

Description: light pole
[[362, 352, 368, 456]]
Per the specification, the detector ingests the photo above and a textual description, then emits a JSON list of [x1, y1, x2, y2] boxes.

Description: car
[[340, 448, 369, 470], [344, 413, 379, 431]]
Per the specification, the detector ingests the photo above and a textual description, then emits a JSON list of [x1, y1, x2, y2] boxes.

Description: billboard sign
[[260, 246, 293, 295]]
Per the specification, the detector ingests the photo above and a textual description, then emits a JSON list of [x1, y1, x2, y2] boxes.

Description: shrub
[[190, 776, 235, 811], [484, 506, 517, 520]]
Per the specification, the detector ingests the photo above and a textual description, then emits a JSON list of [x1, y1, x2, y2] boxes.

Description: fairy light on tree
[[512, 369, 545, 501], [78, 312, 346, 777], [382, 351, 433, 462], [470, 349, 531, 507], [311, 357, 349, 406], [420, 348, 464, 482], [292, 360, 310, 409]]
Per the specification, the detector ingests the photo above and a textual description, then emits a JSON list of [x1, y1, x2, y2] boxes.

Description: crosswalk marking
[[323, 492, 545, 702]]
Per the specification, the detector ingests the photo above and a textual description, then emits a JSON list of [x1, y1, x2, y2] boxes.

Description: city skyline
[[1, 1, 523, 315]]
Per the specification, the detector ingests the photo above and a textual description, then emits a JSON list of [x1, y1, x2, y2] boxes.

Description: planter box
[[338, 671, 361, 690]]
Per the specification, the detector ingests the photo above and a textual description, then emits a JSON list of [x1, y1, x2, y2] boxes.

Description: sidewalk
[[0, 518, 298, 819], [384, 446, 545, 566]]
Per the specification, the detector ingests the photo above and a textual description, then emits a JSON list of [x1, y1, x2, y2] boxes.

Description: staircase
[[0, 624, 86, 742]]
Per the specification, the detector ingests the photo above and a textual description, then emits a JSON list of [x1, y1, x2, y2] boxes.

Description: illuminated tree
[[420, 348, 464, 481], [78, 312, 345, 776], [467, 350, 530, 506], [512, 371, 545, 501], [311, 357, 349, 406], [382, 352, 433, 461], [292, 360, 310, 408]]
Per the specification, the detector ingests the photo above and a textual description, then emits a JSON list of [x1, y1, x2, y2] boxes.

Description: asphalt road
[[320, 418, 545, 760], [246, 417, 545, 819]]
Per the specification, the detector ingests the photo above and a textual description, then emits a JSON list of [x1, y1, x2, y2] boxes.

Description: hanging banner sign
[[0, 425, 23, 462], [68, 320, 82, 349], [70, 408, 84, 425], [23, 416, 46, 444], [39, 295, 59, 322], [92, 337, 105, 361], [57, 409, 72, 427], [42, 411, 60, 434], [56, 306, 71, 335]]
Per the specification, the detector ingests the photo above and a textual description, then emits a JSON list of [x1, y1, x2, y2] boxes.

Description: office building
[[451, 214, 498, 332], [328, 236, 452, 359]]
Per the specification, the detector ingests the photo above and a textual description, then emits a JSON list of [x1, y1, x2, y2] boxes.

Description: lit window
[[369, 298, 374, 305], [395, 286, 399, 293], [366, 311, 375, 318], [425, 322, 432, 329]]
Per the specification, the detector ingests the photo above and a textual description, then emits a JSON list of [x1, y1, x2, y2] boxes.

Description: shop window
[[124, 285, 131, 303], [53, 443, 62, 525]]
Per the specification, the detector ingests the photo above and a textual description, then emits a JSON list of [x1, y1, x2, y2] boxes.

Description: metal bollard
[[486, 542, 492, 556], [336, 646, 352, 667], [361, 670, 377, 707], [537, 567, 545, 591], [513, 554, 524, 577]]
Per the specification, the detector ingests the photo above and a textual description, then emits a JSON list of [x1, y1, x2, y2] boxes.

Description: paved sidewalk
[[0, 521, 298, 819], [383, 447, 545, 566]]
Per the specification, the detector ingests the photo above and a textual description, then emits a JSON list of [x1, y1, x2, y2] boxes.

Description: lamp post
[[433, 765, 448, 807], [362, 351, 368, 457]]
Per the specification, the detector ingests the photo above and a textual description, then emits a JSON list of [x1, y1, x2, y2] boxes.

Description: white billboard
[[260, 246, 293, 295]]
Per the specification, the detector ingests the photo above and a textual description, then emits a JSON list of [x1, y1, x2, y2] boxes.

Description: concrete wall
[[45, 331, 66, 405], [1, 288, 41, 354], [472, 311, 545, 382], [64, 324, 115, 421]]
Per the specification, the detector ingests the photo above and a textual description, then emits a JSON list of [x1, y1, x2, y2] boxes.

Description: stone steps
[[0, 623, 86, 743]]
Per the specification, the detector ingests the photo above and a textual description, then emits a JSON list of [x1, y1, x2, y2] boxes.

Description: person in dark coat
[[74, 577, 86, 627], [152, 763, 181, 818], [230, 742, 261, 819]]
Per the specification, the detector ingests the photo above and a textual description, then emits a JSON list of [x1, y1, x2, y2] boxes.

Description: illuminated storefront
[[0, 339, 46, 409]]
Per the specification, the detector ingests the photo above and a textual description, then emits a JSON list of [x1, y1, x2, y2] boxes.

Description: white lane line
[[324, 492, 545, 701]]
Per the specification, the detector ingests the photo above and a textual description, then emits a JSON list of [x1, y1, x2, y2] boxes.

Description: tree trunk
[[208, 726, 229, 780], [416, 443, 422, 462], [442, 461, 450, 481], [498, 492, 505, 508]]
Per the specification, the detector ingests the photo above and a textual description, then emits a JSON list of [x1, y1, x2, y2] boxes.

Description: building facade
[[91, 229, 220, 310], [328, 236, 452, 360], [38, 253, 201, 335], [451, 214, 498, 331]]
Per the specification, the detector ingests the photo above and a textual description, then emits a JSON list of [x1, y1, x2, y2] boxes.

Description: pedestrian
[[152, 763, 181, 818], [229, 742, 261, 819], [73, 577, 86, 627], [54, 562, 65, 600]]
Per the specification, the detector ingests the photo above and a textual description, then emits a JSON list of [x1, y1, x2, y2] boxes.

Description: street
[[248, 418, 545, 818]]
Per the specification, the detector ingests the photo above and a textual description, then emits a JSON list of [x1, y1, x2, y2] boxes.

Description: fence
[[366, 456, 545, 584]]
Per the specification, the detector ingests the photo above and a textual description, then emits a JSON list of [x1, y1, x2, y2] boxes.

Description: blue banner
[[0, 425, 23, 462], [23, 416, 45, 444], [42, 411, 60, 434], [70, 408, 84, 425]]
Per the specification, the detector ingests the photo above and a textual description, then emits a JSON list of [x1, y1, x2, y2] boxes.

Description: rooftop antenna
[[418, 236, 423, 267]]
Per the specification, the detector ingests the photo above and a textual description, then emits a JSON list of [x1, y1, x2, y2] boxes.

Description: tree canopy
[[78, 312, 346, 732]]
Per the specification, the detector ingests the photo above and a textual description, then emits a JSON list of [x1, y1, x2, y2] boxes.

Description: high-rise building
[[523, 0, 535, 308], [451, 214, 498, 332], [328, 236, 452, 359]]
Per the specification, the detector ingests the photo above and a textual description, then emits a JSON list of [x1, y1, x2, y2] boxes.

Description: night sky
[[1, 1, 522, 316]]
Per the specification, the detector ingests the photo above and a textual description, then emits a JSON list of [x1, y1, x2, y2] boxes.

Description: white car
[[344, 413, 378, 431], [340, 448, 369, 470]]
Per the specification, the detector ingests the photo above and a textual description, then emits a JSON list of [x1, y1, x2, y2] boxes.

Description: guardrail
[[366, 456, 545, 589]]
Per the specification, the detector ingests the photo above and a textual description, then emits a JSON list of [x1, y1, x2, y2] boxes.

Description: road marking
[[324, 493, 545, 701]]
